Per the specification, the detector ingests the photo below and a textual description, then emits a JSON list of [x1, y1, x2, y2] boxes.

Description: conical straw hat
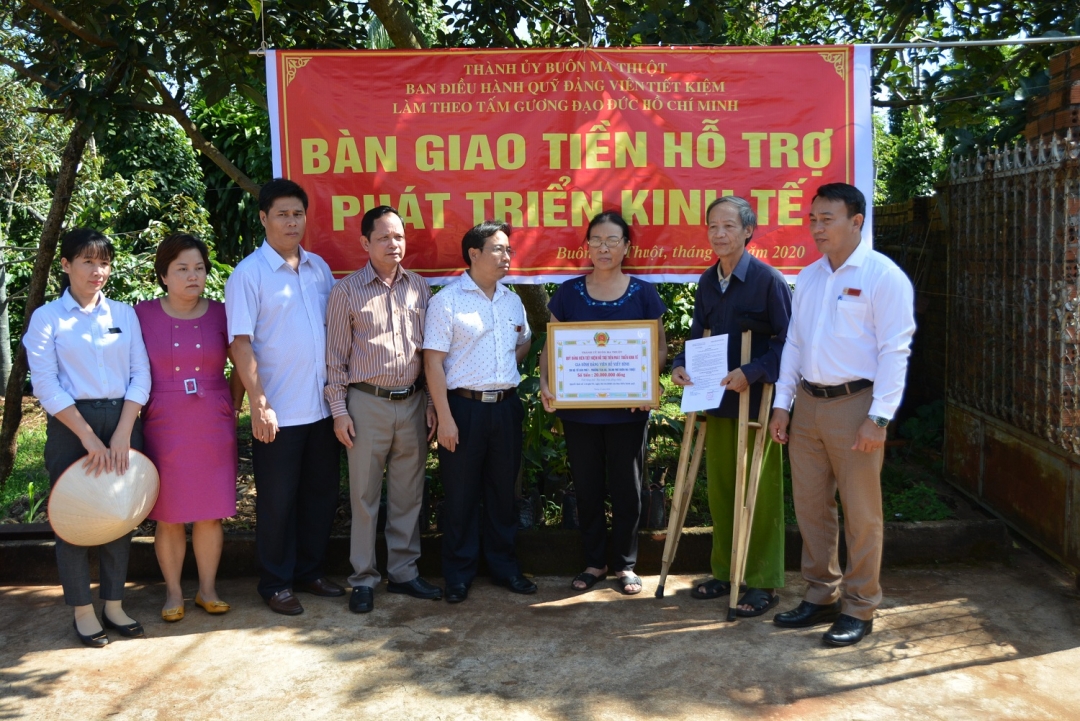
[[48, 450, 159, 546]]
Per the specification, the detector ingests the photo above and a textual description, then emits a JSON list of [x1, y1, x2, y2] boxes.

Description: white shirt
[[225, 241, 335, 427], [25, 290, 151, 416], [423, 271, 531, 390], [774, 241, 915, 420]]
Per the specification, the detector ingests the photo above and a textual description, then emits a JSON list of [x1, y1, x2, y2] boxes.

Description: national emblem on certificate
[[546, 320, 660, 409]]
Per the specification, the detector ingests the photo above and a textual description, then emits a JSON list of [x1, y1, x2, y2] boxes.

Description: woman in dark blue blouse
[[539, 211, 667, 594]]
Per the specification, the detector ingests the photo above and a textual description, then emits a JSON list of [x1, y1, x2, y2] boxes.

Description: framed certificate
[[546, 320, 661, 409]]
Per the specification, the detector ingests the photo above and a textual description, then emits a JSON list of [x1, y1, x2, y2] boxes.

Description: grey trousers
[[45, 399, 143, 607], [345, 386, 427, 588]]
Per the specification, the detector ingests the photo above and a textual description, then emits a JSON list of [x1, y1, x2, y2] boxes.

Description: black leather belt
[[451, 387, 516, 403], [801, 378, 872, 399], [350, 381, 421, 401]]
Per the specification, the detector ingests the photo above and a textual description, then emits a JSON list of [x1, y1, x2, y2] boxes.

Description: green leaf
[[247, 0, 262, 20]]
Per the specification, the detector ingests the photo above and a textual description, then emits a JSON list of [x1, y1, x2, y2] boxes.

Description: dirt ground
[[2, 547, 1080, 720]]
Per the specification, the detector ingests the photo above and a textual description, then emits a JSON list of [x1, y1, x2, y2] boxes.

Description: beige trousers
[[346, 386, 428, 588], [789, 384, 884, 620]]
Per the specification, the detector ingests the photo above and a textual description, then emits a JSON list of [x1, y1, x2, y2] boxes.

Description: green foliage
[[96, 112, 207, 234], [190, 94, 271, 264], [656, 282, 696, 341], [0, 421, 47, 520], [899, 400, 945, 451], [875, 109, 946, 203]]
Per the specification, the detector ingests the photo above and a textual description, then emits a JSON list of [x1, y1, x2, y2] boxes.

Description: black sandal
[[616, 573, 643, 595], [690, 578, 731, 600], [570, 570, 606, 591], [734, 588, 779, 617]]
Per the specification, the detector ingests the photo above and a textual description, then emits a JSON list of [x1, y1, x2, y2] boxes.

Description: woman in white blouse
[[24, 228, 151, 648]]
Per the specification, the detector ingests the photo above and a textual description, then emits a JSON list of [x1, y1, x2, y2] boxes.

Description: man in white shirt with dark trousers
[[227, 178, 344, 615], [769, 183, 915, 647]]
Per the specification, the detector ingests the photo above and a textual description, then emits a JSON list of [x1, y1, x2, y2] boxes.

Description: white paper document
[[680, 334, 729, 413]]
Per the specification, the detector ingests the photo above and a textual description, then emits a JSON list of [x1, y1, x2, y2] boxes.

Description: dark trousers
[[563, 418, 649, 573], [45, 399, 144, 607], [251, 416, 341, 599], [438, 391, 524, 586]]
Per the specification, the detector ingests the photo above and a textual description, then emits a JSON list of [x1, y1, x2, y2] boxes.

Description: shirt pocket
[[406, 307, 425, 348], [834, 299, 867, 338]]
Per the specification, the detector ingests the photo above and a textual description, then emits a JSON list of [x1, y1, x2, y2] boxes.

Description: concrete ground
[[2, 551, 1079, 720]]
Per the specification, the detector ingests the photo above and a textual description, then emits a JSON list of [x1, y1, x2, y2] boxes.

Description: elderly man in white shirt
[[769, 183, 915, 647], [226, 178, 344, 616], [423, 221, 533, 604]]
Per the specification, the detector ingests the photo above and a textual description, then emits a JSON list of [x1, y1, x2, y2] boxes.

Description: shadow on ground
[[2, 548, 1079, 720]]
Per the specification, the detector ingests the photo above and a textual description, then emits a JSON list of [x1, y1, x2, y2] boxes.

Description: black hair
[[361, 206, 400, 239], [59, 228, 114, 292], [813, 183, 866, 225], [705, 195, 757, 245], [584, 210, 631, 244], [155, 233, 210, 292], [461, 220, 511, 266], [259, 178, 309, 213]]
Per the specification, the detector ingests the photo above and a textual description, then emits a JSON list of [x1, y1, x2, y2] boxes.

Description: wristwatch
[[868, 415, 889, 428]]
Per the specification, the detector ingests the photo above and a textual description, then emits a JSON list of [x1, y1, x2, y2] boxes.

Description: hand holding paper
[[680, 334, 729, 413]]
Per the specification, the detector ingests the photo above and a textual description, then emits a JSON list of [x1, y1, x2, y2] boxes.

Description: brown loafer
[[266, 589, 304, 615], [295, 577, 345, 597]]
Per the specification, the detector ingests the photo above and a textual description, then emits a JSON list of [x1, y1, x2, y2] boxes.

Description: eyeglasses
[[586, 236, 626, 248], [487, 244, 515, 257]]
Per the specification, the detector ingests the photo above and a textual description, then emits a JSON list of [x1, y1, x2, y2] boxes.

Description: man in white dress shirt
[[226, 178, 345, 615], [423, 221, 534, 604], [769, 183, 915, 646]]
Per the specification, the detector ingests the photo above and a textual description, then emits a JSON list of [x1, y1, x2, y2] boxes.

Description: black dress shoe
[[445, 584, 469, 604], [493, 575, 537, 595], [73, 620, 108, 648], [102, 614, 145, 638], [387, 576, 443, 600], [823, 614, 873, 647], [295, 577, 346, 597], [773, 600, 842, 628], [349, 586, 374, 613]]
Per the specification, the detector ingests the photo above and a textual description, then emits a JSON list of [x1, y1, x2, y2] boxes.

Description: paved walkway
[[2, 550, 1079, 720]]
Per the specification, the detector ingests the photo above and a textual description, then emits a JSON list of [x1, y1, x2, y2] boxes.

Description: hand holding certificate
[[679, 334, 730, 413]]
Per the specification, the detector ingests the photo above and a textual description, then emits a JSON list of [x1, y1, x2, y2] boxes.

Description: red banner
[[268, 47, 870, 282]]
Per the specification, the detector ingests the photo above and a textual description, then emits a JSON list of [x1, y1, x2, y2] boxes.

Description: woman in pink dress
[[136, 233, 239, 621]]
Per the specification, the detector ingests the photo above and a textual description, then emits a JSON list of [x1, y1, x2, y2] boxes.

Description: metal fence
[[945, 131, 1080, 454]]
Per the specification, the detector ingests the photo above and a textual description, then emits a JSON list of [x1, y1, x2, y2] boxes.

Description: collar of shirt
[[716, 250, 751, 287], [812, 238, 870, 276], [358, 261, 404, 288], [258, 239, 311, 271], [459, 269, 508, 300], [61, 288, 106, 314]]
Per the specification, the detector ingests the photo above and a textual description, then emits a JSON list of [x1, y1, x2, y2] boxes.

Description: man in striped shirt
[[325, 206, 442, 614]]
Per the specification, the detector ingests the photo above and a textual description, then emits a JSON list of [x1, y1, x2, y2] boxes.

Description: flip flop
[[616, 573, 643, 595], [690, 578, 731, 600], [735, 588, 780, 617], [570, 570, 607, 591]]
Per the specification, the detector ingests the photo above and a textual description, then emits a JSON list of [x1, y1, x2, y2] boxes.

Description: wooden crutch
[[726, 329, 775, 621], [654, 330, 711, 598]]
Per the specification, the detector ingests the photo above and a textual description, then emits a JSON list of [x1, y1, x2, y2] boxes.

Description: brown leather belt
[[801, 378, 872, 399], [350, 380, 421, 401], [451, 387, 516, 403]]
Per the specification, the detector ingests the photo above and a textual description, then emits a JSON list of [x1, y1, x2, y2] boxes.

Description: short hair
[[585, 210, 631, 244], [461, 220, 511, 266], [259, 178, 308, 213], [155, 233, 210, 292], [361, 206, 400, 239], [705, 196, 757, 243], [813, 183, 866, 223], [59, 228, 114, 292]]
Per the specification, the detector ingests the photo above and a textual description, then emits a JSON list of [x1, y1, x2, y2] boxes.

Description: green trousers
[[705, 415, 785, 589]]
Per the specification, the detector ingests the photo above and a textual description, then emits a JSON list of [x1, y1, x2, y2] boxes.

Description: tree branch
[[129, 100, 172, 114], [0, 51, 62, 90], [140, 69, 261, 197], [367, 0, 428, 49], [24, 0, 117, 48]]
